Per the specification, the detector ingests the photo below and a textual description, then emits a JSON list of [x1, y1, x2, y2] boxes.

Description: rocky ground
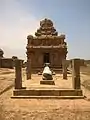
[[0, 66, 90, 120]]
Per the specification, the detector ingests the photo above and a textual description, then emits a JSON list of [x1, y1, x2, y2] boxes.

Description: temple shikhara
[[26, 18, 68, 72]]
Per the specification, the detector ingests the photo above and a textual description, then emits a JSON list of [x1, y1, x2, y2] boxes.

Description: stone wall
[[0, 58, 13, 69], [0, 58, 24, 69]]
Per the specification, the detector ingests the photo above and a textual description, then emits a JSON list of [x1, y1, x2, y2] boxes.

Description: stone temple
[[12, 18, 84, 99], [26, 18, 68, 73]]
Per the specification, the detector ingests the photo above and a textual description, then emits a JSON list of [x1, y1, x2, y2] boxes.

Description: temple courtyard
[[0, 18, 90, 120], [0, 66, 90, 120]]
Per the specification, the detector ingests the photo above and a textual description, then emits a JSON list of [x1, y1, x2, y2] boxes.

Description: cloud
[[0, 0, 39, 59]]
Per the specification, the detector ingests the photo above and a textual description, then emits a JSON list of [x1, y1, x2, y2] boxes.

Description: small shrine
[[26, 18, 68, 73]]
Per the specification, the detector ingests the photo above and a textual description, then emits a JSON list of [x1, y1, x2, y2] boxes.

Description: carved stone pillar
[[26, 52, 32, 80], [62, 59, 67, 79], [15, 60, 22, 89], [72, 59, 81, 89]]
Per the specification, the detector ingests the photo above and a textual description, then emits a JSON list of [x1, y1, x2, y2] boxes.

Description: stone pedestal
[[62, 59, 67, 79], [40, 80, 55, 85], [15, 60, 22, 89], [72, 59, 81, 89], [26, 58, 31, 80]]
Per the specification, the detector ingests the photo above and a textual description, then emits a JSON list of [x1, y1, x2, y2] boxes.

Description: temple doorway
[[43, 53, 50, 64]]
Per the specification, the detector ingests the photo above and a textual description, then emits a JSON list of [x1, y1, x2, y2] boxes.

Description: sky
[[0, 0, 90, 60]]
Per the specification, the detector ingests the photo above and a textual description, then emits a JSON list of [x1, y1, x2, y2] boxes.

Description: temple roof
[[35, 18, 58, 36]]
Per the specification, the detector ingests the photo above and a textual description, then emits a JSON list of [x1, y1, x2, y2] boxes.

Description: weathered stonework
[[0, 58, 13, 69], [26, 18, 68, 73], [62, 59, 67, 79], [72, 59, 81, 89], [26, 58, 31, 79], [12, 56, 24, 68], [0, 49, 24, 69], [15, 60, 22, 89]]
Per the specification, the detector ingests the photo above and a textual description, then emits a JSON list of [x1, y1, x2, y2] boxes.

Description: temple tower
[[26, 18, 68, 73]]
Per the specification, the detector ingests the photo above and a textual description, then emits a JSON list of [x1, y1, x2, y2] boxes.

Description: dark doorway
[[43, 53, 50, 63]]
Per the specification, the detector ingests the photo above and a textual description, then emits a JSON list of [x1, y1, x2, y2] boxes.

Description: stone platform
[[12, 88, 84, 99], [12, 73, 84, 99]]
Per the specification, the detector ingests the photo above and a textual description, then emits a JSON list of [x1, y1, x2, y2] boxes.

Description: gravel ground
[[0, 68, 90, 120]]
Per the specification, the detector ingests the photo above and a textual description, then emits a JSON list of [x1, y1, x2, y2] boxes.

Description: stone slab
[[40, 80, 55, 85], [12, 89, 83, 97], [11, 95, 84, 99]]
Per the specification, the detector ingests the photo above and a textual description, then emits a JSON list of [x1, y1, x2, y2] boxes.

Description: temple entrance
[[43, 53, 50, 64]]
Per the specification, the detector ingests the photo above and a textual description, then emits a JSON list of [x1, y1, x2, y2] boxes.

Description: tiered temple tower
[[26, 18, 68, 72]]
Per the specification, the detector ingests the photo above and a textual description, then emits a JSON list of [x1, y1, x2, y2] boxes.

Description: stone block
[[12, 89, 83, 98], [15, 60, 22, 89], [40, 80, 55, 85], [72, 59, 81, 89], [62, 59, 67, 79]]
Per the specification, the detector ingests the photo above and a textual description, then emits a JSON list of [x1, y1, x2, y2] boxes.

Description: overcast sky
[[0, 0, 90, 60]]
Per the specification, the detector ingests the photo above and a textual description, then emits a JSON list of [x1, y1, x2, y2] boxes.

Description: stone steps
[[11, 95, 84, 99], [13, 89, 83, 97]]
